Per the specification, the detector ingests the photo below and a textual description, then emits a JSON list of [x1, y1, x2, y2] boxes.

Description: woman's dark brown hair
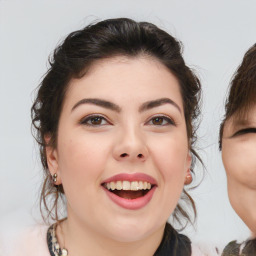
[[31, 18, 202, 227], [219, 44, 256, 149]]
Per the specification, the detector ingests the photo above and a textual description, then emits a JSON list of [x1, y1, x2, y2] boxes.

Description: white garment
[[7, 225, 49, 256]]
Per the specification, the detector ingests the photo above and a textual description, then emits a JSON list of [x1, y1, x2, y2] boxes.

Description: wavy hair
[[31, 18, 202, 228]]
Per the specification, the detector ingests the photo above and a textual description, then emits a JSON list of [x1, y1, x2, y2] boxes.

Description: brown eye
[[152, 117, 164, 125], [147, 116, 175, 126], [90, 117, 103, 125], [80, 115, 109, 126]]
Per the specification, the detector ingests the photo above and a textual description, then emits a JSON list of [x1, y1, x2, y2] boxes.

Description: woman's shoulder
[[7, 224, 50, 256]]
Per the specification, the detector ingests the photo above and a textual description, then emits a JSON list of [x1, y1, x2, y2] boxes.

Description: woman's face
[[47, 56, 191, 242], [222, 104, 256, 235]]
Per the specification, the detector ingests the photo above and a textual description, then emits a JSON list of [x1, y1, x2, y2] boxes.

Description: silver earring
[[52, 173, 57, 183]]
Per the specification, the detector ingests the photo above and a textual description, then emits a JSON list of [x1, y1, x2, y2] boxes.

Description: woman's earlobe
[[46, 146, 62, 185], [186, 152, 192, 169], [184, 152, 192, 185], [44, 135, 61, 183], [46, 145, 58, 173]]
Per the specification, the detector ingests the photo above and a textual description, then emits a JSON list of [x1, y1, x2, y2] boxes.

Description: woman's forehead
[[63, 56, 183, 110]]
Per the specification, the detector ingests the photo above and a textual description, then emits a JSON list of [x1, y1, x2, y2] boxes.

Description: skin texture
[[46, 56, 191, 256], [222, 104, 256, 237]]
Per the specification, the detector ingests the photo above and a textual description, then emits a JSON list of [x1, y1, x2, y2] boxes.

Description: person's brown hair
[[31, 18, 202, 228], [219, 44, 256, 149]]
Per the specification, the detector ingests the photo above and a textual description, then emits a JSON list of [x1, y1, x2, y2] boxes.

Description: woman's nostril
[[119, 153, 145, 159]]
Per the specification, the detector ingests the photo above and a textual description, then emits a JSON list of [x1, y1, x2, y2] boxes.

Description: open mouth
[[102, 181, 155, 200]]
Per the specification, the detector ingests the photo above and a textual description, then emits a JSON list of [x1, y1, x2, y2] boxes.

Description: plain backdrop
[[1, 0, 255, 250]]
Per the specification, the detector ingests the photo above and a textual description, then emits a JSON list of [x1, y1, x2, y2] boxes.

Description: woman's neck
[[57, 217, 165, 256]]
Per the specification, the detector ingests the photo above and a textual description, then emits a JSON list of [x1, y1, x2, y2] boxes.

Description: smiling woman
[[14, 18, 203, 256]]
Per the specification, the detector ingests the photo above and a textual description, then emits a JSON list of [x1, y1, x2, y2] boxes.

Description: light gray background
[[1, 0, 255, 249]]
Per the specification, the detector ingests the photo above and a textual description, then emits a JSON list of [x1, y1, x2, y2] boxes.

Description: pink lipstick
[[101, 173, 157, 210]]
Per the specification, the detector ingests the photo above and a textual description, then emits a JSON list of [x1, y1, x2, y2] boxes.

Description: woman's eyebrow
[[71, 97, 181, 113], [71, 98, 121, 112], [139, 98, 181, 113]]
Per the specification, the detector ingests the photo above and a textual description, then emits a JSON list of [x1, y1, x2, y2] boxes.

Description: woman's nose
[[112, 128, 148, 162]]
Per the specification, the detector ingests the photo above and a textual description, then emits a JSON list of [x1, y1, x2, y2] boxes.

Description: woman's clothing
[[222, 239, 256, 256], [10, 222, 206, 255], [153, 222, 191, 256], [10, 224, 49, 256], [46, 222, 192, 256], [47, 224, 68, 256]]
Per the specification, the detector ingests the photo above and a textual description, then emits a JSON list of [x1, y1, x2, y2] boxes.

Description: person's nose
[[112, 126, 148, 162]]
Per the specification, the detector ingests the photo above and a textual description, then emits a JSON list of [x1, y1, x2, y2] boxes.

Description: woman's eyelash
[[80, 115, 110, 126], [79, 115, 175, 127], [233, 128, 256, 136], [147, 116, 176, 126]]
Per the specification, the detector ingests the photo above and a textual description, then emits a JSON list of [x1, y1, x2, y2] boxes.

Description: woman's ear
[[184, 152, 192, 185], [186, 151, 192, 170], [45, 135, 61, 185]]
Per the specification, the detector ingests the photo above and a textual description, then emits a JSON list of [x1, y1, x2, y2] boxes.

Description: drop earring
[[52, 173, 58, 184], [184, 171, 192, 185]]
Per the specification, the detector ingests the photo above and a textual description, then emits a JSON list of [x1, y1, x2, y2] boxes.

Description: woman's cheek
[[149, 138, 188, 176]]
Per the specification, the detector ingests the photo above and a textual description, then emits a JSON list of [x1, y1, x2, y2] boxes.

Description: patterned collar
[[47, 224, 68, 256]]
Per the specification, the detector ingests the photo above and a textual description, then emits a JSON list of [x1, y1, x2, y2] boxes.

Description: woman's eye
[[233, 128, 256, 136], [80, 115, 109, 126], [147, 116, 175, 126]]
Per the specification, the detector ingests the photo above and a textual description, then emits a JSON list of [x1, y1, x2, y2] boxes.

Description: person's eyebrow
[[139, 98, 181, 113], [71, 98, 121, 112], [232, 119, 252, 128]]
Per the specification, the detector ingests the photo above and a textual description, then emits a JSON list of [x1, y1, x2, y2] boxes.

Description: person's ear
[[184, 152, 192, 185], [186, 151, 192, 170], [45, 135, 62, 185]]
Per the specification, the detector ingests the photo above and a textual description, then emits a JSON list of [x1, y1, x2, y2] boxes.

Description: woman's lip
[[101, 173, 157, 185], [102, 186, 157, 210]]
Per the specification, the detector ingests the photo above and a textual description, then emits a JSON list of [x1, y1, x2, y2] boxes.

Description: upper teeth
[[104, 181, 152, 191]]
